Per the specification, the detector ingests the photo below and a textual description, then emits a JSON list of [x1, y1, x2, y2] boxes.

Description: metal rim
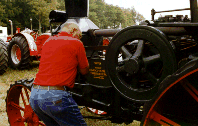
[[11, 44, 21, 65], [6, 84, 45, 126]]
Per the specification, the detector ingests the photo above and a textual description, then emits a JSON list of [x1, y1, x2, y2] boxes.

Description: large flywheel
[[6, 78, 45, 126], [105, 25, 177, 102], [141, 58, 198, 125]]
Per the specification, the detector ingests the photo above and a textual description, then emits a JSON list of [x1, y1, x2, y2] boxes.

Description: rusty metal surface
[[151, 8, 190, 21], [155, 8, 190, 13], [93, 29, 122, 37], [93, 27, 189, 37], [156, 27, 188, 35]]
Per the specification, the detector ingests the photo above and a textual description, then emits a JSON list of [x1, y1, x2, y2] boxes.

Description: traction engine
[[5, 0, 198, 125]]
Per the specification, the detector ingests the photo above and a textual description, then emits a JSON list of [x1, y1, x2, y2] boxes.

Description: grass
[[0, 61, 140, 126]]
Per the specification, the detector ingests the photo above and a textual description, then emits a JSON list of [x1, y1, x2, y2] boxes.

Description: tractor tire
[[8, 36, 31, 69], [6, 78, 45, 126], [0, 39, 8, 75]]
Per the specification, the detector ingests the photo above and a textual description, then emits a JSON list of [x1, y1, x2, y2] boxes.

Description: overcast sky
[[104, 0, 191, 20]]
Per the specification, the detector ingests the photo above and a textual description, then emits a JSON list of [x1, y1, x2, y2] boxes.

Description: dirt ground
[[0, 82, 10, 126]]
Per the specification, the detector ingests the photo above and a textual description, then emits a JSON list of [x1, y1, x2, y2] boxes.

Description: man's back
[[34, 32, 88, 88]]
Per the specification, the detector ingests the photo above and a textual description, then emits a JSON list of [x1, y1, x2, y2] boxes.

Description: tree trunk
[[38, 15, 41, 34]]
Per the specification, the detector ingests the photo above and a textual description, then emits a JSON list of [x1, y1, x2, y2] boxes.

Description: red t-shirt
[[34, 32, 89, 88]]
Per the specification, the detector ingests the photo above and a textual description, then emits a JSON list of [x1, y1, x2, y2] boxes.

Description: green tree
[[0, 1, 23, 33], [0, 2, 6, 26], [121, 7, 145, 28], [28, 0, 52, 34], [89, 0, 145, 29], [107, 5, 125, 29], [105, 5, 117, 28], [94, 0, 108, 29], [89, 0, 100, 26], [56, 0, 65, 11], [0, 1, 34, 34]]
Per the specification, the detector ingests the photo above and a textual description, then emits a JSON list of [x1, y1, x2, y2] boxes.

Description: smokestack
[[190, 0, 198, 22], [65, 0, 89, 18]]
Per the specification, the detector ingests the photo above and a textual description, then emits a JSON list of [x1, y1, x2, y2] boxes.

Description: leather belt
[[33, 85, 66, 91]]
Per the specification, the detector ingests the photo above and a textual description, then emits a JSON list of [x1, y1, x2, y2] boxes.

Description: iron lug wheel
[[6, 78, 45, 126], [141, 59, 198, 125]]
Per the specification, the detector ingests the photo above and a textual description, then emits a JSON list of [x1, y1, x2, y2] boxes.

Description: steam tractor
[[7, 27, 51, 69], [5, 0, 198, 125]]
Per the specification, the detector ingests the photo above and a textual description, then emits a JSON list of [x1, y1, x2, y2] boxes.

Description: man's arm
[[79, 65, 89, 75], [77, 41, 89, 75]]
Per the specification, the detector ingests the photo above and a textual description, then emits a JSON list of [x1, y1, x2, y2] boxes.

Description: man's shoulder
[[50, 35, 80, 42], [45, 34, 83, 47]]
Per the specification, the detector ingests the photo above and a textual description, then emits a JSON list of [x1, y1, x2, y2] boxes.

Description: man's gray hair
[[61, 22, 82, 39]]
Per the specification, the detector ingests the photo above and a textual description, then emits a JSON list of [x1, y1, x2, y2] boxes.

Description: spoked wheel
[[8, 36, 31, 69], [6, 79, 45, 126], [106, 25, 177, 102], [141, 59, 198, 125]]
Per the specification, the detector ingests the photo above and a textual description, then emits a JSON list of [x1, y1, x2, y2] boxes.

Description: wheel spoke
[[120, 46, 132, 59], [143, 54, 161, 66], [24, 87, 30, 101], [129, 77, 139, 89], [143, 70, 158, 84], [9, 101, 25, 111], [15, 117, 25, 123], [133, 40, 144, 58], [149, 110, 181, 126], [39, 121, 46, 126], [116, 65, 125, 72], [20, 89, 26, 106], [181, 80, 198, 102]]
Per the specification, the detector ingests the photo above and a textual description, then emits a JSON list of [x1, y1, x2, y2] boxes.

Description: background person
[[29, 22, 89, 126]]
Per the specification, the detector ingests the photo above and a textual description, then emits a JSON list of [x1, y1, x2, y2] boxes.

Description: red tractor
[[7, 28, 51, 69]]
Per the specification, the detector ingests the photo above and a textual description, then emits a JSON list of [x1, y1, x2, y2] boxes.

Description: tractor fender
[[13, 33, 37, 52]]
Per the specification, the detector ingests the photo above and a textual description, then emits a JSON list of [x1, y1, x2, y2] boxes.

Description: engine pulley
[[105, 25, 177, 102]]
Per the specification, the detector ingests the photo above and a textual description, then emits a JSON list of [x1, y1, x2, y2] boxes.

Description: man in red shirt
[[30, 22, 89, 126]]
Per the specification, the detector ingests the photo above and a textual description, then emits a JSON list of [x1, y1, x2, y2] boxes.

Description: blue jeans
[[29, 86, 87, 126]]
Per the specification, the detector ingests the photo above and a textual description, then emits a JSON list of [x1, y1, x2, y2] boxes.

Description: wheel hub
[[11, 44, 21, 64], [124, 58, 140, 74]]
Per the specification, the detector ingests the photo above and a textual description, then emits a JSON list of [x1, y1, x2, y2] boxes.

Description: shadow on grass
[[29, 61, 40, 69], [0, 61, 40, 84]]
